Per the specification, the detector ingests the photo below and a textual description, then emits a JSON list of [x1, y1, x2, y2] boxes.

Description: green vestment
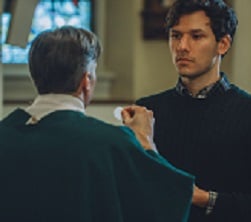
[[0, 109, 194, 222]]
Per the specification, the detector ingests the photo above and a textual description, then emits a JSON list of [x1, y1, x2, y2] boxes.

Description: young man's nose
[[177, 36, 190, 51]]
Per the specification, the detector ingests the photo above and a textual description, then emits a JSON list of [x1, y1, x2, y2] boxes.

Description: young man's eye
[[192, 34, 203, 39], [170, 33, 181, 39]]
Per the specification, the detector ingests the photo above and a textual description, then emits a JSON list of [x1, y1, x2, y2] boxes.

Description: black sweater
[[136, 85, 251, 222]]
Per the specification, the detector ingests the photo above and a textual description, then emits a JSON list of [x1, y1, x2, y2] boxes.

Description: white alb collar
[[25, 94, 85, 125]]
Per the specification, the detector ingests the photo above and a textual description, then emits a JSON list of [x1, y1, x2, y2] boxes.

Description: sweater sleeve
[[208, 192, 251, 221], [208, 125, 251, 221]]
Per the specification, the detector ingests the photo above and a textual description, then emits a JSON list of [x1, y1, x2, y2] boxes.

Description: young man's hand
[[192, 185, 210, 208]]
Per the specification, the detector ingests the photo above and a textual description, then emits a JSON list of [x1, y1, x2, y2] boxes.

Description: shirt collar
[[25, 94, 85, 124], [175, 72, 231, 99]]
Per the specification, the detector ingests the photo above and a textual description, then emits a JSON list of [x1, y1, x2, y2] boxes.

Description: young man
[[136, 0, 251, 222], [0, 26, 194, 222]]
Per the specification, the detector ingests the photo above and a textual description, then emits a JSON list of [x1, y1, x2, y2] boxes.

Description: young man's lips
[[176, 58, 192, 62]]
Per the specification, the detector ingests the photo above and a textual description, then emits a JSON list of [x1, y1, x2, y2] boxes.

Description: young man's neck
[[181, 72, 221, 96]]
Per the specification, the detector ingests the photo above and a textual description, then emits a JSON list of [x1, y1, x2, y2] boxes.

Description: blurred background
[[1, 0, 251, 125]]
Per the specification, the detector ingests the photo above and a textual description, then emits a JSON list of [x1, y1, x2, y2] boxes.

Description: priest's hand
[[121, 105, 157, 152]]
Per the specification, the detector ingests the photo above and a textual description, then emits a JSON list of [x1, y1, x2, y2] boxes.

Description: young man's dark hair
[[165, 0, 238, 43]]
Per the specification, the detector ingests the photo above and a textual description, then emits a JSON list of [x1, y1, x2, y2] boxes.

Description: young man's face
[[169, 10, 227, 80]]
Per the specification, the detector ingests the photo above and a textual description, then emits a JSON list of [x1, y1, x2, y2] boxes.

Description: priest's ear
[[82, 72, 92, 93], [79, 72, 95, 106]]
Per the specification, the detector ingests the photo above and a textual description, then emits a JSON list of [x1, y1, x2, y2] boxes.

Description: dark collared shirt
[[176, 72, 231, 99]]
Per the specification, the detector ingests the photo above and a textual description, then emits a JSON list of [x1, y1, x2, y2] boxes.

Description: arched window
[[2, 0, 93, 64]]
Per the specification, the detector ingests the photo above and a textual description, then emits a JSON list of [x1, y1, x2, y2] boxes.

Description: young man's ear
[[218, 34, 232, 56]]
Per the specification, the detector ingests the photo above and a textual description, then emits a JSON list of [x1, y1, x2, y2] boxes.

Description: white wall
[[133, 0, 177, 99], [232, 0, 251, 93], [104, 0, 174, 100], [105, 0, 135, 100]]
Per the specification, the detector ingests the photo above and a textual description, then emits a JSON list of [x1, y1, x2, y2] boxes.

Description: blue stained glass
[[1, 0, 92, 64]]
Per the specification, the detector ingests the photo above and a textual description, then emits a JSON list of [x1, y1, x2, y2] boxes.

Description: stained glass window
[[1, 0, 92, 64]]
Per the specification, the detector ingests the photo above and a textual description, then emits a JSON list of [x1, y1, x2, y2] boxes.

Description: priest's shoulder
[[79, 115, 140, 147]]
